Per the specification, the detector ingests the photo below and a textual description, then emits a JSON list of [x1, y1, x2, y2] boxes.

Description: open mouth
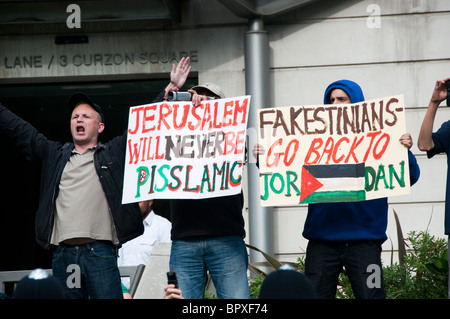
[[76, 125, 85, 133]]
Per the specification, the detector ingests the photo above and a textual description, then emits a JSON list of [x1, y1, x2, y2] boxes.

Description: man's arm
[[418, 78, 450, 151], [0, 103, 53, 163]]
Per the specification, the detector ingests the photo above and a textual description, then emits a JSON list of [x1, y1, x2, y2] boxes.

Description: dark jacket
[[0, 104, 144, 250]]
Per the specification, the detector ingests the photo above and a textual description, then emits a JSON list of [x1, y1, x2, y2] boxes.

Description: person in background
[[12, 268, 65, 299], [0, 91, 143, 299], [303, 80, 420, 299], [253, 79, 420, 298], [118, 199, 171, 291], [152, 78, 249, 299], [169, 84, 249, 299], [259, 265, 316, 299], [0, 57, 191, 299], [417, 77, 450, 298]]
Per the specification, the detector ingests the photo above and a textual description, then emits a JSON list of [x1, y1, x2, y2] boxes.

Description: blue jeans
[[52, 240, 123, 299], [305, 240, 385, 299], [169, 236, 250, 299]]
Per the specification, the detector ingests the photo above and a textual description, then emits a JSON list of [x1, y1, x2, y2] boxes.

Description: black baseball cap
[[68, 92, 105, 123]]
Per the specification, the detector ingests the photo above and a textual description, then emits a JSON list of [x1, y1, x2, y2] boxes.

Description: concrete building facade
[[1, 0, 449, 270]]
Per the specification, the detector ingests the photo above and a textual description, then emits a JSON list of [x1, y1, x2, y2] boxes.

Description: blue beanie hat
[[323, 79, 365, 104]]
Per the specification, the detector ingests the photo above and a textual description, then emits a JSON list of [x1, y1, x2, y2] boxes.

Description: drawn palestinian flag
[[299, 163, 366, 204]]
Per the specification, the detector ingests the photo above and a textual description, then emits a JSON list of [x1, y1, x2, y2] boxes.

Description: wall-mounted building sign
[[0, 32, 199, 80], [2, 51, 198, 70]]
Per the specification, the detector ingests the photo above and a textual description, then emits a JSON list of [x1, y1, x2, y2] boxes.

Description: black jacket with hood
[[0, 103, 144, 250]]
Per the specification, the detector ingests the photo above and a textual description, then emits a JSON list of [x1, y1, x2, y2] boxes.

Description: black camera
[[167, 271, 179, 288], [167, 91, 192, 101], [446, 80, 450, 106]]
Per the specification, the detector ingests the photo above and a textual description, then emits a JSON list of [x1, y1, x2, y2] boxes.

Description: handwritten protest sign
[[257, 95, 410, 206], [122, 96, 250, 204]]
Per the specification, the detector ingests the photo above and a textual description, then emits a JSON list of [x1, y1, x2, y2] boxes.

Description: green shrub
[[249, 273, 264, 299], [295, 231, 448, 299], [383, 231, 448, 299]]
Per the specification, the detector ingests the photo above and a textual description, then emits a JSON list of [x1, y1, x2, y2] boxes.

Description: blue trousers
[[169, 236, 250, 299], [52, 240, 123, 299]]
